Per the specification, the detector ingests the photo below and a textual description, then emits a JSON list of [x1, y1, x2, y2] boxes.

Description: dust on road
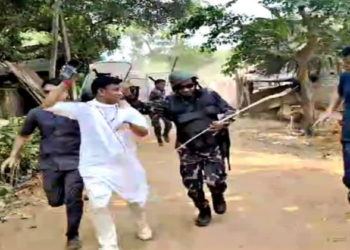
[[1, 118, 349, 250]]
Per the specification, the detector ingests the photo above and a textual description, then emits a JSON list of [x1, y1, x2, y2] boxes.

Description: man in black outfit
[[1, 79, 84, 250]]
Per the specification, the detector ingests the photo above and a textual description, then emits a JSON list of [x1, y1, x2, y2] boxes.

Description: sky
[[106, 0, 270, 61], [188, 0, 270, 47], [206, 0, 269, 18]]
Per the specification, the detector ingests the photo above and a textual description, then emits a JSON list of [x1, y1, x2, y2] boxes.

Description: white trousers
[[86, 178, 147, 250]]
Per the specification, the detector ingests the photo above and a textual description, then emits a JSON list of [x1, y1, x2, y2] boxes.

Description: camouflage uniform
[[178, 146, 227, 209], [149, 88, 172, 144]]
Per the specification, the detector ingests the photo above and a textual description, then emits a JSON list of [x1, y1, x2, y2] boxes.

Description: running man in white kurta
[[42, 75, 152, 250]]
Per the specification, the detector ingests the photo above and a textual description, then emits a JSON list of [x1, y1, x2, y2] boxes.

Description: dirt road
[[1, 118, 350, 250]]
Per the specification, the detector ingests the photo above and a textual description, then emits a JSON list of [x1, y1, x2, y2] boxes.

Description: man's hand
[[210, 121, 229, 132], [126, 122, 148, 137], [117, 122, 131, 132], [314, 111, 332, 127], [1, 156, 18, 174]]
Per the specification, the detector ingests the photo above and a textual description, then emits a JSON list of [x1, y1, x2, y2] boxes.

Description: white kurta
[[47, 99, 149, 206]]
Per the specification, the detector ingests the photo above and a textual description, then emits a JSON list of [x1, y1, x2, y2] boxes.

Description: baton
[[176, 87, 296, 151]]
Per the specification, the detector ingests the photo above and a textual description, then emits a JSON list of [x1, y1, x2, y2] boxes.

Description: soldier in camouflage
[[163, 72, 235, 227], [148, 79, 173, 146]]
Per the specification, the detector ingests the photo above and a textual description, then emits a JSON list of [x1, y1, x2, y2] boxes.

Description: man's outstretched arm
[[1, 109, 37, 173], [0, 135, 31, 173], [42, 79, 81, 120], [42, 80, 72, 109]]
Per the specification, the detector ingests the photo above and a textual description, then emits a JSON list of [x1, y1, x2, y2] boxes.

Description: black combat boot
[[163, 134, 170, 143], [212, 193, 227, 215], [195, 205, 212, 227], [157, 137, 164, 147], [67, 236, 82, 250]]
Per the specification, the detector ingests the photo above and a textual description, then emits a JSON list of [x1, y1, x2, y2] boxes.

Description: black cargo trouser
[[42, 169, 84, 240], [178, 146, 227, 209]]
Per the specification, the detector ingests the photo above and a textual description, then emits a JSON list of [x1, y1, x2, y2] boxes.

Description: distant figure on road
[[163, 72, 235, 227], [148, 79, 172, 146]]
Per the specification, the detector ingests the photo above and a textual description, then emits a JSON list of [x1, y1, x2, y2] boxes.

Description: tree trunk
[[49, 0, 61, 79], [336, 58, 342, 76], [235, 72, 242, 110], [295, 29, 318, 135], [297, 63, 315, 136], [60, 13, 71, 62], [242, 83, 251, 107]]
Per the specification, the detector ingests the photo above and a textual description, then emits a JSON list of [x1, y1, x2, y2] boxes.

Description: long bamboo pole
[[49, 0, 61, 79], [176, 87, 296, 151]]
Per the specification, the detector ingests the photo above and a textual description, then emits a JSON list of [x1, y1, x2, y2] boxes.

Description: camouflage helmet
[[168, 71, 197, 89]]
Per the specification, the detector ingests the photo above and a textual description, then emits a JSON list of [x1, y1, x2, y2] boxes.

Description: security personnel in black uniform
[[163, 72, 235, 227], [148, 79, 172, 146]]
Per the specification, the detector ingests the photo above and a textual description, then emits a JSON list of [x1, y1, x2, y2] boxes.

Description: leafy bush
[[0, 117, 40, 187]]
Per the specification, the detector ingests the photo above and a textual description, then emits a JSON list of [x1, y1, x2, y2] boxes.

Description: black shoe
[[157, 137, 164, 147], [212, 193, 227, 215], [163, 135, 170, 143], [67, 236, 82, 250], [195, 205, 212, 227]]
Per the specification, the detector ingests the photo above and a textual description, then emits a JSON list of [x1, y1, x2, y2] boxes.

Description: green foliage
[[261, 0, 349, 16], [0, 184, 12, 197], [172, 3, 243, 52], [172, 0, 350, 76], [0, 0, 195, 62], [0, 0, 53, 61], [0, 117, 40, 186]]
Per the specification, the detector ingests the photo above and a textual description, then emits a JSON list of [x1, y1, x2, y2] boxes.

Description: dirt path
[[1, 118, 350, 250]]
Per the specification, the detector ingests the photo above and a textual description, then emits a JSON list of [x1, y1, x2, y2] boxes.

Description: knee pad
[[183, 178, 202, 191], [209, 181, 227, 194], [188, 189, 205, 201]]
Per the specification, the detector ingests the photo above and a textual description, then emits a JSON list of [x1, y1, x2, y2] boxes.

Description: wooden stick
[[176, 87, 295, 151], [60, 13, 71, 62], [49, 0, 61, 79], [171, 57, 179, 72], [60, 12, 78, 100]]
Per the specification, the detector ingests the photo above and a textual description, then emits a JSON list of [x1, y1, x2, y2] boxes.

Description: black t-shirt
[[21, 107, 81, 170], [338, 72, 350, 142]]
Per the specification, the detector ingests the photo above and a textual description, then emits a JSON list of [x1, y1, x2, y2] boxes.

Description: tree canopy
[[173, 0, 350, 76], [172, 0, 350, 131], [0, 0, 195, 62]]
